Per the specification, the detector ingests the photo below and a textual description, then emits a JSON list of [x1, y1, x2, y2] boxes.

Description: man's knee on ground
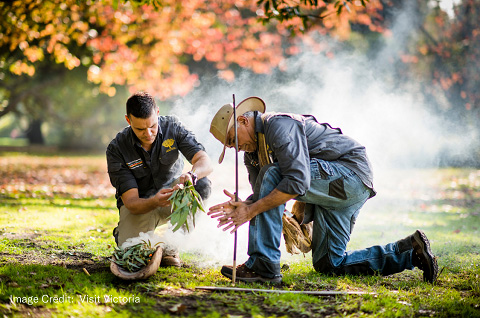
[[313, 254, 336, 274], [313, 254, 376, 276]]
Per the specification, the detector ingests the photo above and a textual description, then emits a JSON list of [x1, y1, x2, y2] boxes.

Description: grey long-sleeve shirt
[[244, 112, 375, 198]]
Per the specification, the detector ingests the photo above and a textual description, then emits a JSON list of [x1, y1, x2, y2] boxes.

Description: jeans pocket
[[312, 159, 333, 180]]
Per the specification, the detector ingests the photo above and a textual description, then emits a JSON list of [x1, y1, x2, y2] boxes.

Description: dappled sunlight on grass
[[1, 154, 480, 317], [0, 199, 118, 240]]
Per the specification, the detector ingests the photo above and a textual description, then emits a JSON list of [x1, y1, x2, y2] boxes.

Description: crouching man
[[107, 91, 213, 267], [207, 96, 437, 284]]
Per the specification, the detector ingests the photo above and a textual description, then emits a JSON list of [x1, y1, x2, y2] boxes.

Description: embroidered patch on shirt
[[126, 158, 143, 169], [162, 139, 177, 153]]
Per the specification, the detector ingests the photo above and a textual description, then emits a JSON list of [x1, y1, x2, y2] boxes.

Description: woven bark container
[[110, 246, 163, 280]]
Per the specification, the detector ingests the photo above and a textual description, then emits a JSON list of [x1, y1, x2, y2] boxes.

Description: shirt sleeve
[[172, 117, 206, 162], [266, 116, 310, 196], [106, 142, 138, 197]]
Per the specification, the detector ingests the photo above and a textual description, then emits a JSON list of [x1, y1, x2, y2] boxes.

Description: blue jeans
[[245, 159, 415, 278]]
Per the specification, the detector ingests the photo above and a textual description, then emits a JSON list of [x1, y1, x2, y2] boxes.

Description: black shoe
[[411, 230, 438, 283], [221, 264, 282, 284]]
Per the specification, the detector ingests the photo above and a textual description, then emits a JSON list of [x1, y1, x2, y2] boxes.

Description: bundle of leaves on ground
[[168, 180, 205, 232], [112, 240, 160, 272]]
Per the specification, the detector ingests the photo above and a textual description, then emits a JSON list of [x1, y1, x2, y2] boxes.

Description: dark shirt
[[106, 115, 205, 209], [244, 112, 375, 198]]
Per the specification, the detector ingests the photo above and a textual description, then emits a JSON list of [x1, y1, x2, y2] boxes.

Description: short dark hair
[[126, 92, 157, 118]]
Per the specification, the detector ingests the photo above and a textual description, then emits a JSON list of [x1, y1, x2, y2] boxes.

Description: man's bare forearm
[[190, 150, 213, 179], [124, 196, 159, 215], [247, 189, 297, 220], [122, 188, 173, 215]]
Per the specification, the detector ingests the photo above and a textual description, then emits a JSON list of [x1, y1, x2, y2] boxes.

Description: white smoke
[[159, 7, 473, 264]]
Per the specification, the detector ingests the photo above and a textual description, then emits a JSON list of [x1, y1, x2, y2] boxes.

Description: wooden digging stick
[[196, 286, 375, 296], [232, 94, 238, 285]]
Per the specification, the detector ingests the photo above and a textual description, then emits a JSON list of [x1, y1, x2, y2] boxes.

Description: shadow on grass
[[1, 197, 115, 211], [0, 263, 341, 318]]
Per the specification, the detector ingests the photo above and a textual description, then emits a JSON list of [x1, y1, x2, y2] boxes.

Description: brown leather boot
[[411, 230, 438, 283], [221, 264, 282, 284]]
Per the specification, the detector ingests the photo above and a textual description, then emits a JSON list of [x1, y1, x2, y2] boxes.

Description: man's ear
[[238, 115, 248, 126], [125, 115, 131, 126]]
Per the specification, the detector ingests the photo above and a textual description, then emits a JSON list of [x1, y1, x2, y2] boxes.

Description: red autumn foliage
[[1, 0, 384, 100]]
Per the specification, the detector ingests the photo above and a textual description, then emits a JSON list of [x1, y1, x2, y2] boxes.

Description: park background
[[1, 0, 479, 317]]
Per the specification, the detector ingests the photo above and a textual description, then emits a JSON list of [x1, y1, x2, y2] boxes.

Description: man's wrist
[[247, 204, 261, 220], [187, 171, 198, 185]]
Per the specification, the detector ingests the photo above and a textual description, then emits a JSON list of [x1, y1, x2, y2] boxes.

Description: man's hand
[[208, 188, 297, 233], [122, 187, 176, 214], [208, 189, 236, 216], [153, 188, 176, 207], [207, 190, 254, 233], [178, 172, 195, 186]]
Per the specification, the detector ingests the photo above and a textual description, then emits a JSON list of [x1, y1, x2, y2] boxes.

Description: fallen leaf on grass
[[168, 303, 186, 314]]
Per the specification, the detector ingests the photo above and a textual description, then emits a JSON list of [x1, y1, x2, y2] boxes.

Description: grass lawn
[[0, 153, 479, 317]]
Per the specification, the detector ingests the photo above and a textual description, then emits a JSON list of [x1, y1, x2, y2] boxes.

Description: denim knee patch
[[328, 176, 347, 200]]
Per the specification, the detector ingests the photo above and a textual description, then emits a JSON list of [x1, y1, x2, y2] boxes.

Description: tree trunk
[[26, 119, 45, 145]]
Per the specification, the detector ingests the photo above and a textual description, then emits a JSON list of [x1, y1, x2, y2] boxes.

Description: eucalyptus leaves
[[112, 240, 160, 272], [168, 180, 205, 232]]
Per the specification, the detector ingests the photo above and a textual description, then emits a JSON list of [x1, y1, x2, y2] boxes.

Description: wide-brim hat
[[210, 96, 266, 163]]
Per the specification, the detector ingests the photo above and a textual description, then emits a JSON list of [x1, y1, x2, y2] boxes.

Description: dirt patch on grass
[[0, 233, 110, 274], [148, 292, 339, 317], [0, 303, 55, 318], [0, 251, 110, 274], [0, 233, 343, 317]]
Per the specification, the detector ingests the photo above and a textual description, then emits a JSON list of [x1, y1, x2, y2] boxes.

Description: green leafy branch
[[111, 240, 160, 272], [168, 180, 205, 232]]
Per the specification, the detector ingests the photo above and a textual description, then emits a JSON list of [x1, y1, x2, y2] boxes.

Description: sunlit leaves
[[400, 0, 480, 112], [1, 0, 385, 101], [9, 60, 35, 76], [0, 0, 97, 76], [253, 0, 376, 35]]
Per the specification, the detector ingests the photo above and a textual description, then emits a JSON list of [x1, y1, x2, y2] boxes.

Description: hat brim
[[218, 97, 266, 163]]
